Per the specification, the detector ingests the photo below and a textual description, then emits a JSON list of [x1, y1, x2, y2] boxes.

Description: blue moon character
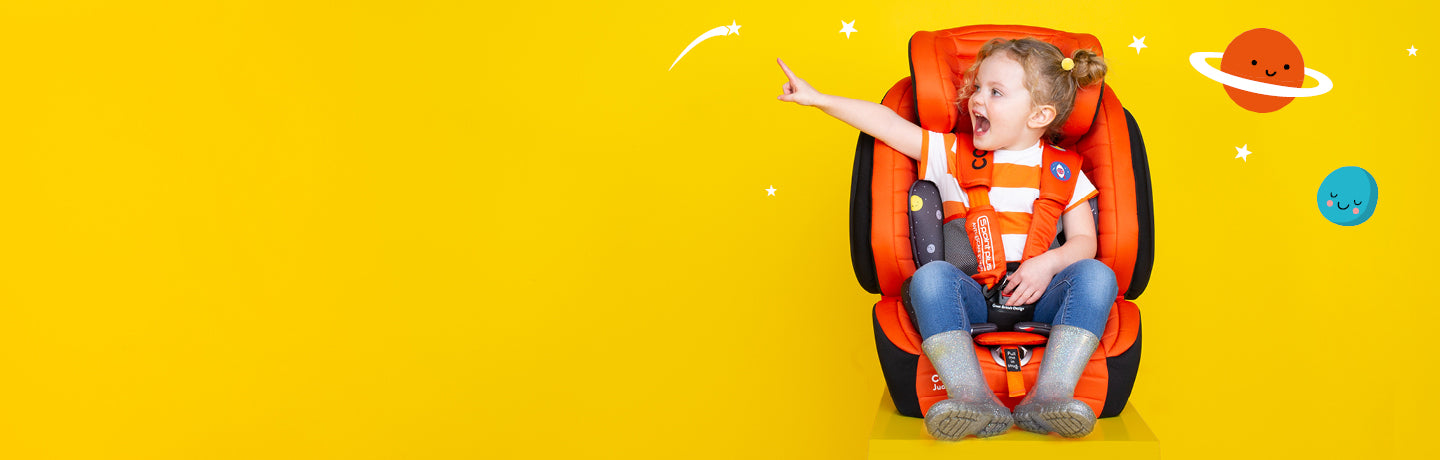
[[1317, 166, 1378, 226]]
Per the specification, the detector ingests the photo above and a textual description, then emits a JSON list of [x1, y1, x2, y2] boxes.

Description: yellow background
[[0, 1, 1434, 458]]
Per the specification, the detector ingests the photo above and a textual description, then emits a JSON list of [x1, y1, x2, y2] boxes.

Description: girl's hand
[[1001, 255, 1062, 306], [776, 58, 822, 106]]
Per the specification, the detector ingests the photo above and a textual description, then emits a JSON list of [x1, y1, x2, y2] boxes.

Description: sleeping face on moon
[[1317, 166, 1378, 226]]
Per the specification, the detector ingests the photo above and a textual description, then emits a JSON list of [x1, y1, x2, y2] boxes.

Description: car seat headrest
[[909, 25, 1104, 147]]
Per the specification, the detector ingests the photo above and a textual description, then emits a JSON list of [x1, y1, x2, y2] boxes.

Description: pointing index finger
[[777, 58, 798, 81]]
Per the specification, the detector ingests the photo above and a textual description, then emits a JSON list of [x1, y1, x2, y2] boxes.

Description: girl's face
[[968, 54, 1045, 151]]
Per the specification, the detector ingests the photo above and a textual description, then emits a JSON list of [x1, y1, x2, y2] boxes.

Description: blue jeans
[[910, 259, 1117, 340]]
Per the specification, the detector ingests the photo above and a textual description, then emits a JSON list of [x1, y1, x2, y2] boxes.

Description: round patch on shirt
[[1049, 161, 1072, 181]]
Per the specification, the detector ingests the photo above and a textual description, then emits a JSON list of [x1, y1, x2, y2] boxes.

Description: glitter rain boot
[[1011, 324, 1101, 438], [921, 329, 1014, 440]]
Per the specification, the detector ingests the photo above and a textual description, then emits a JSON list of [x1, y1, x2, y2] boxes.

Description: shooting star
[[669, 20, 741, 71]]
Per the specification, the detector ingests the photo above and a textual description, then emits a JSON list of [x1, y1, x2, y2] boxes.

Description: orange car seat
[[848, 25, 1155, 419]]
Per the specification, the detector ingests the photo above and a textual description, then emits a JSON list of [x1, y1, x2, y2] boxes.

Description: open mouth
[[1265, 70, 1276, 77], [974, 114, 990, 136]]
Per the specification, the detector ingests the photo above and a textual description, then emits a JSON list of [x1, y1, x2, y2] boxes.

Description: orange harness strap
[[952, 140, 1005, 290], [1023, 147, 1081, 260]]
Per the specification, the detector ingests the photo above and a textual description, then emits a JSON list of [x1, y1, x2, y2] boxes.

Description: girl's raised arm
[[776, 59, 922, 160]]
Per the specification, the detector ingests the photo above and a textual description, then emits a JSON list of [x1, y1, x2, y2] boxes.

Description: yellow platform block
[[869, 390, 1159, 459]]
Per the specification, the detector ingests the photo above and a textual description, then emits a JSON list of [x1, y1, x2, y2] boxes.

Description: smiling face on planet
[[1220, 28, 1306, 112]]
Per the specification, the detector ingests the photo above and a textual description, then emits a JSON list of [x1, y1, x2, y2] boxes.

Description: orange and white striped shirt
[[919, 130, 1098, 262]]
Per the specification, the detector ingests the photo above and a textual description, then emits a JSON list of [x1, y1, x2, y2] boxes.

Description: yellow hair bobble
[[1061, 57, 1075, 71]]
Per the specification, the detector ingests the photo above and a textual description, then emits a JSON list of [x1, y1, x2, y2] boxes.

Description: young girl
[[777, 38, 1117, 440]]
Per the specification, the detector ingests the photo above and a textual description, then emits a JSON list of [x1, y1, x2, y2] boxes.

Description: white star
[[1129, 36, 1147, 54], [1235, 144, 1252, 162], [766, 185, 777, 196], [727, 20, 741, 36], [839, 20, 857, 39], [1408, 45, 1418, 56]]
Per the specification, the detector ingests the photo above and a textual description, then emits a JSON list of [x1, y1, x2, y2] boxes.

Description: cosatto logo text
[[971, 149, 990, 169], [931, 374, 945, 391]]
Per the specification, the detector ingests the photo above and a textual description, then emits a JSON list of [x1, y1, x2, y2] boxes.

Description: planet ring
[[1189, 52, 1333, 97]]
